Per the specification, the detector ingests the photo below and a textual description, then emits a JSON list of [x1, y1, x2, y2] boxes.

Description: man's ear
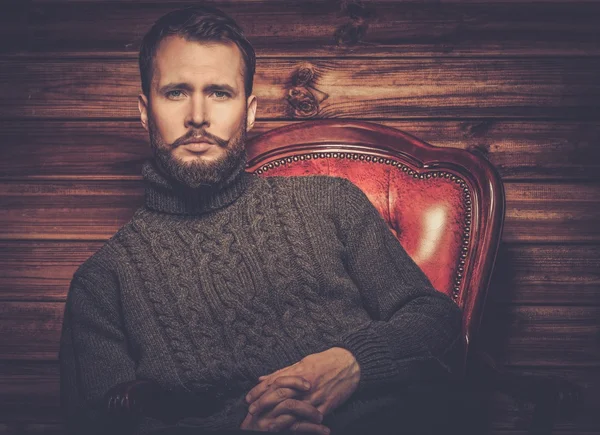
[[246, 95, 257, 132], [138, 93, 149, 131]]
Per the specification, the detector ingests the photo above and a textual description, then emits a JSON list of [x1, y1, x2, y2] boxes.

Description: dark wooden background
[[1, 0, 599, 434]]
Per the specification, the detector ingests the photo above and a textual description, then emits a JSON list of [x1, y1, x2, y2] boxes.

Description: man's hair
[[139, 5, 256, 97]]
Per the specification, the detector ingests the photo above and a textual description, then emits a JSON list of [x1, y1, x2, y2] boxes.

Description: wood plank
[[2, 58, 600, 119], [3, 1, 599, 57], [0, 180, 143, 240], [478, 306, 600, 367], [1, 302, 599, 365], [1, 180, 598, 242], [1, 363, 599, 433], [3, 120, 599, 181], [2, 242, 598, 304], [488, 244, 600, 305], [0, 241, 103, 301], [0, 303, 64, 360], [503, 183, 600, 243]]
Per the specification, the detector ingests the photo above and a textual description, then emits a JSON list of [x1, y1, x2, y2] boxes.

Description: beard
[[147, 114, 248, 190]]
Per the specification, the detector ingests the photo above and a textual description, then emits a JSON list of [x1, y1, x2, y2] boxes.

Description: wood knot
[[334, 1, 374, 47], [334, 22, 366, 46], [461, 121, 495, 138], [287, 87, 319, 118], [293, 66, 315, 87]]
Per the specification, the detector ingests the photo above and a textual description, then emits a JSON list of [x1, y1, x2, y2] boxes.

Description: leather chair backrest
[[246, 120, 504, 353]]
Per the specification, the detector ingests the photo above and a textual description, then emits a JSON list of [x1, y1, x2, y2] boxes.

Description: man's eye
[[213, 91, 230, 99], [166, 90, 184, 98]]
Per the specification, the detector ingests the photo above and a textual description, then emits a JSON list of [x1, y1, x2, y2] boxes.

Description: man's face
[[138, 36, 257, 188]]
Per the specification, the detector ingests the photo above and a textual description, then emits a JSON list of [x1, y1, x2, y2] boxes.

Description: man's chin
[[155, 152, 243, 189], [177, 155, 219, 166]]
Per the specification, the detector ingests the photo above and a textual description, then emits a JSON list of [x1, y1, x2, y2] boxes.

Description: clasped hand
[[240, 347, 360, 433]]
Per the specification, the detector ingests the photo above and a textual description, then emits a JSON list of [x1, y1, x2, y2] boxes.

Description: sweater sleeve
[[59, 262, 167, 435], [333, 179, 464, 392]]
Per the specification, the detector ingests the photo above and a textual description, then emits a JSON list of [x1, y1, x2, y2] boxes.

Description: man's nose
[[185, 96, 209, 128]]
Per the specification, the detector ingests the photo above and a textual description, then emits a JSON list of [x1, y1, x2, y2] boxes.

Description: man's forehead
[[152, 36, 244, 87]]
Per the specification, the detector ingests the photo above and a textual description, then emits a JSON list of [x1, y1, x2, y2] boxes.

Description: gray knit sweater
[[59, 161, 462, 434]]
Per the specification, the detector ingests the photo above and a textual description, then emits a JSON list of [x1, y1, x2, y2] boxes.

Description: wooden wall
[[1, 0, 599, 433]]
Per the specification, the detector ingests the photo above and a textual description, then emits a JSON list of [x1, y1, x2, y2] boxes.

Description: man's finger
[[258, 361, 301, 382], [246, 375, 310, 404], [240, 412, 253, 430], [270, 398, 323, 424], [268, 414, 330, 434], [247, 386, 296, 415], [248, 376, 311, 415], [290, 421, 331, 435], [245, 379, 271, 404]]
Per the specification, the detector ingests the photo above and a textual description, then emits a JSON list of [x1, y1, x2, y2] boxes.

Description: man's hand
[[246, 347, 360, 418], [240, 376, 329, 434]]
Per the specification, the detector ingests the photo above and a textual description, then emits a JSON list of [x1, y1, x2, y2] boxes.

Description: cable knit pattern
[[59, 161, 463, 434], [268, 179, 342, 344], [121, 217, 204, 392]]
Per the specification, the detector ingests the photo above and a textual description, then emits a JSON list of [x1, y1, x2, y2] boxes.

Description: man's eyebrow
[[204, 84, 237, 95], [158, 82, 194, 93]]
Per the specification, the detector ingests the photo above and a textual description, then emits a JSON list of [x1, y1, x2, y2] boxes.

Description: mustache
[[171, 129, 229, 149]]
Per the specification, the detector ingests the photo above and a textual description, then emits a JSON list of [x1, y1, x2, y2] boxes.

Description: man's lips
[[180, 141, 216, 153]]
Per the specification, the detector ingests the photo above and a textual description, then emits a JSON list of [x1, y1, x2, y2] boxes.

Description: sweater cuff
[[337, 325, 399, 391]]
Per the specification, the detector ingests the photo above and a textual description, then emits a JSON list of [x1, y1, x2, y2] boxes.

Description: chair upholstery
[[245, 120, 505, 356]]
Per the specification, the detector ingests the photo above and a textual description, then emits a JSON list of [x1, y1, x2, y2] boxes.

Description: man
[[59, 5, 463, 435]]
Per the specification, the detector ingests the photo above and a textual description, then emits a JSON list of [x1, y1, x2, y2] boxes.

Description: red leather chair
[[105, 121, 580, 434], [246, 120, 503, 356]]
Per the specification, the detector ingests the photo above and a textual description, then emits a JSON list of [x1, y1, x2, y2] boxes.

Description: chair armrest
[[467, 351, 583, 435]]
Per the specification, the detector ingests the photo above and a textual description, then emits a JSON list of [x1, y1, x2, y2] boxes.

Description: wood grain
[[0, 180, 143, 240], [0, 241, 103, 301], [2, 302, 599, 365], [503, 183, 600, 243], [1, 242, 598, 304], [478, 306, 600, 367], [3, 58, 600, 119], [2, 120, 599, 180], [2, 1, 598, 56], [0, 180, 597, 242], [0, 303, 64, 360], [488, 244, 600, 305]]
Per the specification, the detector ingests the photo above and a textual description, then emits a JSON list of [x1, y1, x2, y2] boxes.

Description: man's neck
[[142, 159, 252, 215]]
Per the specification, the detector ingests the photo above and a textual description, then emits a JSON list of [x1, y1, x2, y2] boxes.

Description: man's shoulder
[[262, 174, 368, 209], [72, 216, 138, 282], [262, 174, 361, 196]]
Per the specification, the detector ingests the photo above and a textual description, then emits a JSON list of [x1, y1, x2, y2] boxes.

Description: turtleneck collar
[[142, 159, 253, 215]]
